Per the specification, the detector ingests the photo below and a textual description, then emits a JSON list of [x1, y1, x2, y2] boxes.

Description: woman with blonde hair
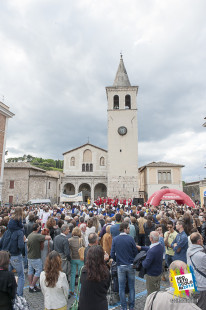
[[8, 206, 24, 231], [40, 250, 69, 310], [92, 216, 101, 233], [68, 227, 85, 295], [102, 225, 112, 257]]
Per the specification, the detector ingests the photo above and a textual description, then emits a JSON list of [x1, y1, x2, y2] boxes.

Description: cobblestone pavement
[[23, 271, 170, 310]]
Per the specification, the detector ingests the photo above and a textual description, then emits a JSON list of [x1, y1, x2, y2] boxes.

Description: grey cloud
[[1, 0, 206, 181]]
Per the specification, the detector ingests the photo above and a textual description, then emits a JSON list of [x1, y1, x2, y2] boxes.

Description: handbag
[[70, 266, 83, 310], [13, 295, 30, 310], [78, 238, 85, 261]]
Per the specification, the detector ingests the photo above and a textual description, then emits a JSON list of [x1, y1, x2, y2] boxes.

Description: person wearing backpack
[[0, 207, 25, 297]]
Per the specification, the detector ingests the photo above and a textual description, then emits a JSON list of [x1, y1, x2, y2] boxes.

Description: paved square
[[23, 272, 170, 310]]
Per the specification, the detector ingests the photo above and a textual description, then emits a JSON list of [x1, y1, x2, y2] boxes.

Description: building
[[184, 180, 206, 206], [106, 55, 139, 198], [183, 181, 200, 203], [62, 143, 107, 202], [0, 101, 14, 204], [2, 162, 62, 205], [62, 56, 139, 202], [200, 180, 206, 205], [139, 161, 184, 201]]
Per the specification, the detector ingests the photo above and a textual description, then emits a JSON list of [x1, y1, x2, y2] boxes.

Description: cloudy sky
[[0, 0, 206, 182]]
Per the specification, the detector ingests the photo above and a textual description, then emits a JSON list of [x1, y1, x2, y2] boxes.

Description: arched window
[[100, 157, 105, 166], [90, 164, 93, 172], [125, 95, 131, 109], [83, 149, 92, 162], [113, 95, 119, 109], [70, 157, 75, 166], [86, 163, 89, 172], [82, 164, 85, 172]]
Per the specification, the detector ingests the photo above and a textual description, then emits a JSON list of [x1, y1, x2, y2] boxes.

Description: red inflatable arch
[[147, 188, 195, 208]]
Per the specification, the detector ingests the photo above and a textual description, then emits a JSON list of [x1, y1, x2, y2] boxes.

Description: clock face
[[118, 126, 127, 136]]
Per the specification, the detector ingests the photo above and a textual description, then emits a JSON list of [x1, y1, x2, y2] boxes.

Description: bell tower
[[106, 55, 139, 199]]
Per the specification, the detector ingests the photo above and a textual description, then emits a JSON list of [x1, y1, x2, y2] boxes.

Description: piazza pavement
[[23, 271, 170, 310]]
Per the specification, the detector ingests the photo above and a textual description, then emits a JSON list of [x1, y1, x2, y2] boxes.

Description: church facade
[[62, 143, 108, 202], [62, 56, 139, 202]]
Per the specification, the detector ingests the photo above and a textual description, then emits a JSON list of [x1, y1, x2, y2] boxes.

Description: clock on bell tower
[[106, 55, 139, 199]]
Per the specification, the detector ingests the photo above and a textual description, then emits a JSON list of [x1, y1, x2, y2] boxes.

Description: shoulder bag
[[78, 238, 85, 261], [190, 253, 206, 278]]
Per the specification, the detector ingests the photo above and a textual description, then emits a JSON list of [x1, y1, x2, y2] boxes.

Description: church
[[61, 57, 184, 203], [61, 56, 139, 202]]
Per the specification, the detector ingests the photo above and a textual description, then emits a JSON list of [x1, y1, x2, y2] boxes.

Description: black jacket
[[133, 250, 146, 278], [79, 267, 110, 310], [0, 270, 17, 310]]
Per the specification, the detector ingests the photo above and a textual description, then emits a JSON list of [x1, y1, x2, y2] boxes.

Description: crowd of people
[[0, 199, 205, 310]]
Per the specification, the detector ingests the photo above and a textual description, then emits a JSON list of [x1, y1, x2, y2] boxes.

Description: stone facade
[[62, 143, 107, 202], [2, 162, 62, 205], [106, 57, 139, 198], [183, 181, 200, 203], [200, 180, 206, 206], [139, 162, 184, 201], [184, 180, 206, 206], [0, 102, 14, 203]]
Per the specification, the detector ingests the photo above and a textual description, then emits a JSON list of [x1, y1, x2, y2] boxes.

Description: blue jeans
[[70, 259, 84, 292], [28, 258, 42, 277], [10, 254, 25, 296], [23, 242, 28, 268], [165, 254, 173, 268], [117, 265, 135, 310]]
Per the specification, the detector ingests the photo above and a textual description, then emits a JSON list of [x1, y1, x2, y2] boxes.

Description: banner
[[60, 192, 83, 202]]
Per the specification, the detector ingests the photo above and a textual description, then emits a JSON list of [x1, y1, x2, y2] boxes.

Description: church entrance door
[[79, 183, 91, 203], [94, 183, 107, 200]]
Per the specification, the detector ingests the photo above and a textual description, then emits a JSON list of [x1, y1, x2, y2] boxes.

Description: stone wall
[[2, 167, 59, 204], [64, 144, 107, 177], [2, 168, 29, 204], [107, 175, 138, 199], [183, 183, 200, 202], [29, 176, 58, 204]]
